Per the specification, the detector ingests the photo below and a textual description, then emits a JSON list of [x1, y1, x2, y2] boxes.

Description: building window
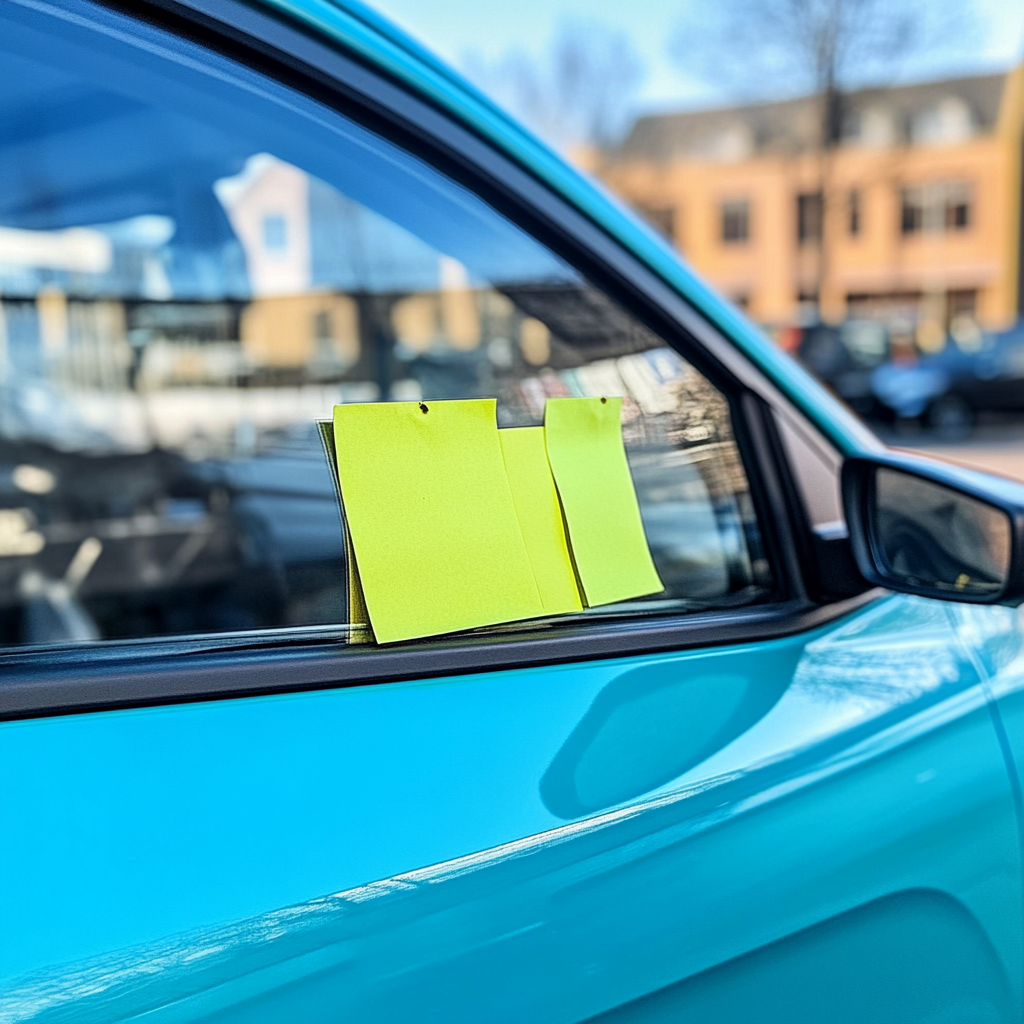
[[261, 213, 288, 252], [796, 192, 823, 245], [721, 200, 749, 244], [947, 190, 970, 229], [900, 191, 921, 234], [636, 204, 676, 242], [900, 182, 972, 235], [849, 189, 861, 236]]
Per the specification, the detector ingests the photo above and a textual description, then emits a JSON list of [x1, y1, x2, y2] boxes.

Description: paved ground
[[874, 423, 1024, 483]]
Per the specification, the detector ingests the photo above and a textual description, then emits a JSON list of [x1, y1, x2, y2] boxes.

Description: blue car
[[1, 2, 1024, 1022], [872, 325, 1024, 437]]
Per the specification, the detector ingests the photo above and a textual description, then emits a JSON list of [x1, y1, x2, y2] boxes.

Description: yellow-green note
[[333, 400, 543, 643], [499, 426, 583, 616], [544, 396, 663, 607]]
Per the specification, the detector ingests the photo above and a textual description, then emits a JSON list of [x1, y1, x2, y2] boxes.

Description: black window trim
[[0, 0, 878, 719], [0, 592, 881, 720]]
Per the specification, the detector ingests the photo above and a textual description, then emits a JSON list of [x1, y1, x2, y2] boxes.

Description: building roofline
[[629, 67, 1016, 128], [610, 65, 1020, 162]]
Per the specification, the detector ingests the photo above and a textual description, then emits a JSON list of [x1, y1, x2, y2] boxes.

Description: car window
[[0, 0, 773, 648]]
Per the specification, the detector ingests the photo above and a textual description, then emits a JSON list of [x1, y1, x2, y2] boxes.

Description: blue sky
[[371, 0, 1024, 113]]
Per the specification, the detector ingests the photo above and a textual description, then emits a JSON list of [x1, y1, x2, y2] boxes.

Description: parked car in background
[[872, 322, 1024, 437], [1, 3, 1024, 1023]]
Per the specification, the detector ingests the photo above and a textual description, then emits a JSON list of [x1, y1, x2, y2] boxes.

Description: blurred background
[[379, 0, 1024, 476]]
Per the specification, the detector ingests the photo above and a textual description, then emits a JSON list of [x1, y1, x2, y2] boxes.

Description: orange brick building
[[597, 67, 1024, 338]]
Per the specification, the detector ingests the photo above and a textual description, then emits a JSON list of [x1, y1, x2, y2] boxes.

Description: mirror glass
[[872, 468, 1011, 598]]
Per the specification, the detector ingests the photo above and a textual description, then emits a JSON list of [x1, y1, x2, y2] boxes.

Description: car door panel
[[2, 594, 1020, 1022], [587, 890, 1014, 1024]]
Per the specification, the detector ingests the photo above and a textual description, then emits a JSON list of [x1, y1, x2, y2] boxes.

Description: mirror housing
[[842, 451, 1024, 606]]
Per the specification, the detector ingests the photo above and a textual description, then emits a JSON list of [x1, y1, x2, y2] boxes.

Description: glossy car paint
[[1, 2, 1024, 1022], [952, 602, 1024, 801], [2, 595, 1022, 1021]]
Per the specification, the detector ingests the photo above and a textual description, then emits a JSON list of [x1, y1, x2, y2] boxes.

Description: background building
[[598, 66, 1024, 341]]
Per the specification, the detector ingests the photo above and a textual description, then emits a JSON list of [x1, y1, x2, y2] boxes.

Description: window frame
[[0, 0, 876, 719], [796, 192, 823, 246], [848, 189, 861, 237], [900, 181, 973, 236], [720, 199, 750, 245]]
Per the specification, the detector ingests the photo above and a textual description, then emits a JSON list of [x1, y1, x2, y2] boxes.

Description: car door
[[0, 3, 1021, 1023]]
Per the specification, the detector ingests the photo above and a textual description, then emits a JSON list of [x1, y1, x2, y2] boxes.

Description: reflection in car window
[[0, 0, 772, 648]]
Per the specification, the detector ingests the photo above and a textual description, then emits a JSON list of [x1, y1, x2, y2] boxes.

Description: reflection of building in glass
[[240, 292, 359, 381], [216, 154, 311, 297], [214, 154, 488, 385], [0, 143, 753, 467], [597, 67, 1024, 334]]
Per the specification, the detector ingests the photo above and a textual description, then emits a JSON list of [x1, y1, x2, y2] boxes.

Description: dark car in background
[[871, 323, 1024, 437]]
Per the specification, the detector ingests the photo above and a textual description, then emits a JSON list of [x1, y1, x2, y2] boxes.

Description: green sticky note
[[499, 427, 583, 616], [333, 400, 543, 643], [544, 396, 663, 607]]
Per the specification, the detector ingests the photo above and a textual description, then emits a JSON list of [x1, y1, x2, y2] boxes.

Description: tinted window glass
[[0, 0, 772, 647]]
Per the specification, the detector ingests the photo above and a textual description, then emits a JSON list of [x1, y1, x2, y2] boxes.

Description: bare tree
[[670, 0, 979, 319], [671, 0, 939, 103], [463, 19, 644, 153]]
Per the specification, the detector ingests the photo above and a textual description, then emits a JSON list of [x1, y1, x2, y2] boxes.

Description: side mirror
[[842, 452, 1024, 606]]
